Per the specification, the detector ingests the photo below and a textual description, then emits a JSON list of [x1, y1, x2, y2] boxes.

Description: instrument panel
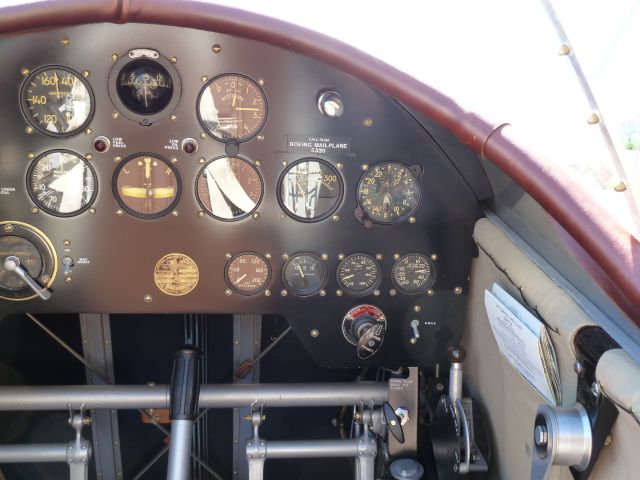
[[0, 24, 482, 367]]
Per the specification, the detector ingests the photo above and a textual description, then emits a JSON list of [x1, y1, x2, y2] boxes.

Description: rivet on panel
[[427, 289, 435, 296], [362, 117, 373, 127], [282, 161, 288, 167], [41, 275, 50, 284], [373, 289, 381, 296], [114, 156, 122, 163], [454, 286, 463, 295], [389, 289, 397, 296], [65, 276, 72, 284], [212, 44, 222, 53], [85, 154, 93, 161], [85, 128, 92, 135], [143, 294, 153, 303], [279, 213, 286, 220], [171, 211, 179, 217], [393, 253, 400, 260], [63, 239, 70, 246], [171, 157, 178, 164], [170, 114, 177, 121], [31, 207, 39, 214], [336, 162, 343, 169], [198, 157, 206, 164], [200, 132, 207, 139], [258, 78, 265, 86], [61, 37, 70, 46], [310, 329, 319, 338], [410, 337, 417, 345], [255, 160, 261, 167]]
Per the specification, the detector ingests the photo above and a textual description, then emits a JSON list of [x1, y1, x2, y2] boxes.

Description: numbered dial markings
[[113, 154, 180, 218], [282, 253, 327, 296], [116, 58, 173, 115], [279, 159, 343, 222], [225, 253, 271, 295], [358, 162, 421, 223], [337, 253, 381, 296], [28, 151, 97, 216], [198, 74, 267, 142], [153, 253, 199, 296], [392, 253, 435, 294], [21, 67, 93, 136], [196, 157, 263, 220]]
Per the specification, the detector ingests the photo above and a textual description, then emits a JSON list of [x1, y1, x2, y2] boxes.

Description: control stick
[[166, 346, 201, 480], [4, 255, 51, 300]]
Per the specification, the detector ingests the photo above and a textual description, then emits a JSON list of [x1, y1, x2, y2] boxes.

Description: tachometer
[[357, 162, 420, 224], [225, 252, 271, 295], [392, 253, 435, 294], [336, 253, 381, 296], [27, 150, 97, 217], [196, 157, 263, 220], [113, 154, 180, 219], [21, 66, 93, 137], [198, 74, 267, 142], [278, 158, 343, 222], [282, 253, 327, 296]]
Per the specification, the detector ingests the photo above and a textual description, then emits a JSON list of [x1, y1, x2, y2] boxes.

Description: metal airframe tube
[[266, 439, 363, 458], [0, 383, 388, 411], [0, 444, 68, 463]]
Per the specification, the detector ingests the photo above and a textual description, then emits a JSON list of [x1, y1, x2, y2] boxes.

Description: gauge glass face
[[279, 159, 342, 221], [0, 236, 43, 292], [392, 254, 435, 294], [28, 151, 97, 216], [116, 59, 173, 114], [21, 67, 93, 136], [196, 157, 262, 220], [226, 253, 271, 295], [358, 162, 421, 223], [282, 253, 327, 296], [198, 74, 267, 142], [114, 155, 180, 218], [337, 253, 381, 296], [154, 253, 199, 296]]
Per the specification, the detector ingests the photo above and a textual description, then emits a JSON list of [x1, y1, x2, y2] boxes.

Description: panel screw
[[63, 239, 70, 246], [321, 253, 329, 261], [171, 211, 179, 217], [534, 425, 548, 447], [31, 207, 39, 214], [282, 161, 288, 167], [604, 434, 613, 446], [310, 329, 319, 338], [225, 253, 233, 259], [143, 294, 152, 303], [82, 69, 90, 78], [171, 157, 178, 164], [252, 212, 260, 219], [4, 225, 14, 233], [111, 53, 118, 61], [61, 37, 70, 46], [332, 215, 340, 222], [258, 78, 265, 86], [21, 67, 30, 77], [112, 111, 119, 119], [431, 254, 438, 261], [427, 289, 435, 296], [25, 126, 33, 134], [573, 361, 585, 376], [27, 152, 35, 159], [198, 211, 205, 217], [362, 117, 373, 127], [41, 275, 50, 284], [338, 253, 345, 260], [390, 289, 397, 296], [212, 44, 222, 53], [587, 113, 600, 125], [200, 132, 207, 139], [414, 305, 421, 312], [116, 209, 123, 216], [281, 289, 288, 296], [89, 208, 96, 214], [170, 56, 177, 64], [257, 135, 265, 141], [373, 289, 381, 296], [319, 290, 327, 296], [201, 76, 208, 83], [65, 276, 72, 284], [114, 156, 122, 163], [265, 253, 272, 260], [85, 128, 92, 135], [361, 164, 369, 171], [225, 289, 232, 296], [336, 163, 343, 169], [558, 44, 571, 55], [376, 253, 383, 260], [591, 381, 601, 398], [279, 213, 286, 220], [170, 114, 177, 121], [85, 154, 93, 161], [336, 290, 343, 296], [408, 216, 416, 224], [264, 290, 271, 297], [282, 253, 289, 260], [614, 181, 627, 192], [454, 286, 463, 295], [255, 160, 261, 167], [393, 253, 400, 260], [410, 337, 417, 345]]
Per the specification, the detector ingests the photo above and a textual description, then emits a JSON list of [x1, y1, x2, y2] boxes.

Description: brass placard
[[153, 253, 199, 296]]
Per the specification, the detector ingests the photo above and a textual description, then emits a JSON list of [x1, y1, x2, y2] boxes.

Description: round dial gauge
[[21, 66, 93, 137], [0, 222, 57, 301], [198, 74, 267, 142], [392, 253, 435, 294], [226, 253, 271, 295], [282, 253, 327, 296], [337, 253, 381, 296], [154, 253, 199, 296], [196, 157, 263, 220], [278, 159, 343, 222], [358, 162, 421, 224], [113, 154, 180, 219], [27, 150, 97, 217], [116, 58, 173, 115]]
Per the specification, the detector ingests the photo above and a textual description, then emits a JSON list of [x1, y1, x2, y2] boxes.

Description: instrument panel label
[[286, 134, 351, 155]]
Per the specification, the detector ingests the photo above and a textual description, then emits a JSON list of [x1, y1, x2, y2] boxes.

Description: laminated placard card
[[484, 283, 560, 405]]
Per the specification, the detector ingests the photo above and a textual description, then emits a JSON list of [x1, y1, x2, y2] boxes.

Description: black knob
[[169, 346, 202, 421], [356, 321, 385, 360], [383, 402, 405, 444]]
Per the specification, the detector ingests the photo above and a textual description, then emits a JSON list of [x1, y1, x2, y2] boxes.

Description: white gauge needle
[[234, 107, 261, 111], [295, 263, 305, 278], [234, 274, 247, 284], [342, 274, 355, 280]]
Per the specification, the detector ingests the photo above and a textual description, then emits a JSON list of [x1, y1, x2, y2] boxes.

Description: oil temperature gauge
[[337, 253, 381, 296], [282, 253, 327, 296]]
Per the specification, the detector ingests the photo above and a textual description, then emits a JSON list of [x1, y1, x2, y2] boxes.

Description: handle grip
[[169, 347, 202, 421]]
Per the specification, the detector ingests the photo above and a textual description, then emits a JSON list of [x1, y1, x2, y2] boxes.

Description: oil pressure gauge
[[392, 253, 435, 294]]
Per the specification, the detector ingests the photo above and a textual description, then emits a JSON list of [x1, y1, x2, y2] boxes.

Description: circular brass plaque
[[153, 253, 199, 296]]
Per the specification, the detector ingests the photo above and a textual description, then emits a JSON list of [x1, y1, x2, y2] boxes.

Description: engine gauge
[[392, 253, 435, 294], [27, 150, 97, 217], [225, 252, 271, 295], [337, 253, 381, 296], [282, 253, 327, 296], [21, 66, 94, 137], [278, 158, 343, 222], [198, 73, 267, 142], [196, 157, 263, 221], [113, 154, 180, 219], [358, 162, 421, 224]]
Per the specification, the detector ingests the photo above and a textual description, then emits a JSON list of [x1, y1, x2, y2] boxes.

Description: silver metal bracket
[[66, 409, 92, 480]]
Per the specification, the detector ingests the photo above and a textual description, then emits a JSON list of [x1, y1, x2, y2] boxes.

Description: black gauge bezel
[[195, 156, 264, 222], [277, 157, 344, 223], [336, 253, 382, 297], [20, 65, 95, 138], [197, 72, 268, 143], [391, 253, 436, 294], [26, 149, 98, 218], [108, 50, 182, 125], [225, 252, 272, 296], [282, 252, 328, 297], [357, 161, 422, 225], [0, 221, 57, 301], [112, 152, 182, 220]]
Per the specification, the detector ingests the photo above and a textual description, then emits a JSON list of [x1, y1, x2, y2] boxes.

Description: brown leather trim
[[1, 0, 639, 323]]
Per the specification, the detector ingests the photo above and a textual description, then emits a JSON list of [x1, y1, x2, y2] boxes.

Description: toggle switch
[[63, 256, 75, 276], [4, 256, 51, 300], [410, 319, 420, 339]]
